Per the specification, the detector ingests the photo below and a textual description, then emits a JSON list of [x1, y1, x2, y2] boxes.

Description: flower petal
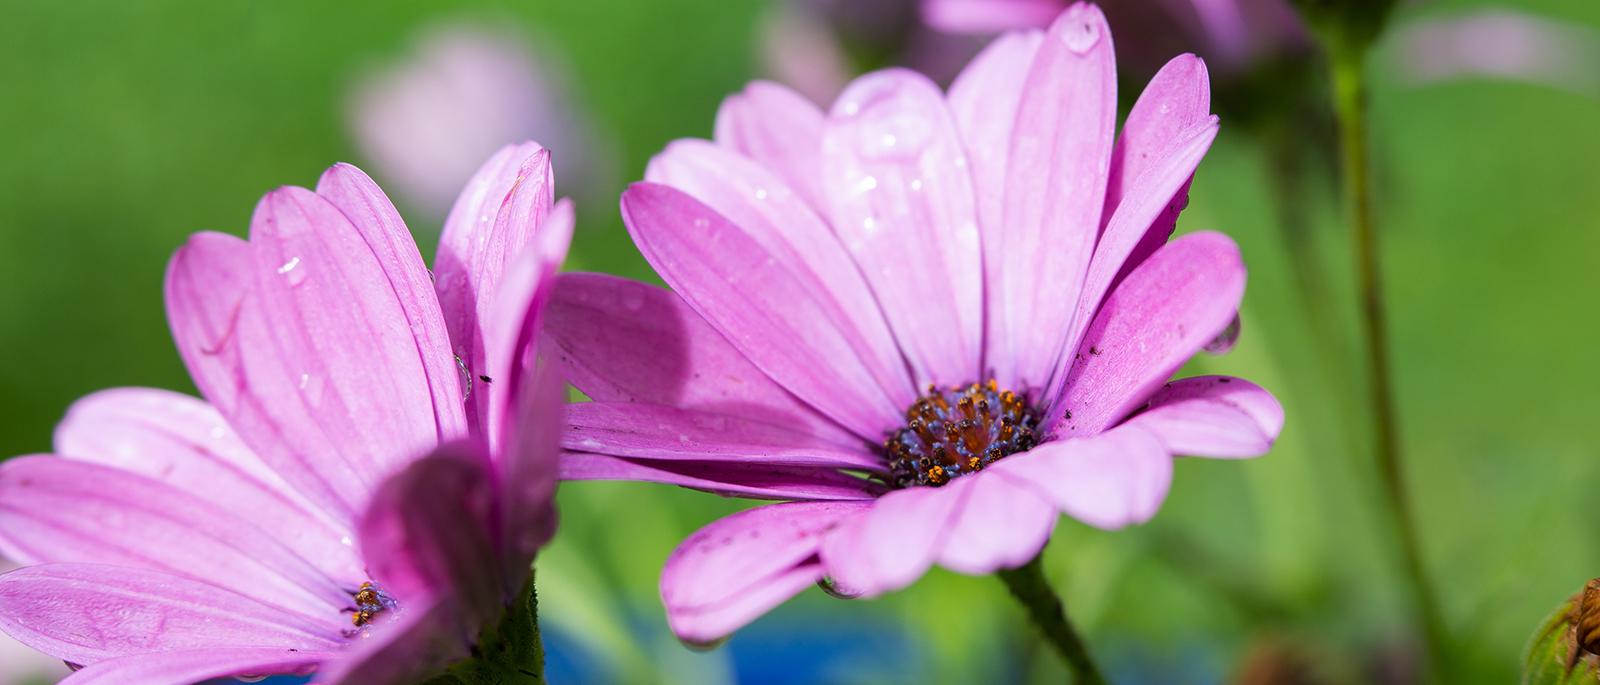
[[315, 595, 468, 685], [498, 342, 565, 577], [357, 443, 501, 626], [819, 478, 974, 597], [1122, 376, 1283, 458], [713, 81, 826, 207], [52, 388, 361, 583], [0, 457, 348, 618], [821, 69, 983, 385], [0, 564, 340, 666], [647, 138, 914, 408], [934, 470, 1057, 575], [1052, 231, 1246, 437], [559, 453, 880, 501], [565, 402, 882, 471], [621, 182, 904, 438], [60, 648, 327, 685], [545, 272, 858, 446], [480, 198, 573, 454], [948, 29, 1043, 264], [991, 3, 1117, 389], [663, 501, 869, 644], [994, 426, 1172, 529], [314, 162, 468, 443], [166, 231, 363, 522], [248, 186, 463, 500]]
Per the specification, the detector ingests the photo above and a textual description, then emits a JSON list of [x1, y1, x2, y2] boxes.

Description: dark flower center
[[884, 380, 1041, 489], [345, 581, 395, 632]]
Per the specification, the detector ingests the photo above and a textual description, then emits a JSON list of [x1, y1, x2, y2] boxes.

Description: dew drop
[[1204, 313, 1242, 354], [1060, 15, 1102, 54], [277, 256, 308, 287], [753, 187, 769, 201]]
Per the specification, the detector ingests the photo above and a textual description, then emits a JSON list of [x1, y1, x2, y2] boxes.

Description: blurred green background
[[2, 0, 1598, 683]]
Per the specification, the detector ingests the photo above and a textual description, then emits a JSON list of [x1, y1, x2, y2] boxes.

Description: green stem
[[1330, 45, 1449, 677], [444, 569, 546, 684], [998, 556, 1106, 685]]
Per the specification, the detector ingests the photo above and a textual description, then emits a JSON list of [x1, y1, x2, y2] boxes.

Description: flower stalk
[[435, 570, 546, 685], [997, 556, 1106, 685], [1328, 40, 1449, 677]]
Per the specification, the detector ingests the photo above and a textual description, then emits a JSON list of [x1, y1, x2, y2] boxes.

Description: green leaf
[[1523, 586, 1600, 685]]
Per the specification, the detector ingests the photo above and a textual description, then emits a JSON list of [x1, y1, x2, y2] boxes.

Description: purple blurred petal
[[991, 3, 1116, 390], [819, 478, 973, 597], [620, 183, 906, 438], [663, 501, 868, 643], [559, 453, 881, 501], [1053, 232, 1246, 437], [357, 444, 501, 627], [0, 564, 339, 665], [565, 402, 883, 471], [934, 470, 1057, 574], [0, 456, 348, 618], [52, 388, 361, 583], [922, 0, 1064, 33], [646, 138, 914, 411], [822, 68, 984, 386], [1394, 8, 1600, 99], [316, 595, 469, 685], [714, 81, 827, 207], [544, 272, 858, 446], [59, 648, 326, 685], [994, 425, 1172, 529], [1123, 375, 1283, 458]]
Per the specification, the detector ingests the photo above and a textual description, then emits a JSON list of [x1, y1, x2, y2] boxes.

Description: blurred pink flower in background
[[0, 146, 570, 684], [760, 0, 986, 104], [922, 0, 1306, 78], [347, 22, 614, 219], [1391, 7, 1600, 100], [551, 3, 1282, 644]]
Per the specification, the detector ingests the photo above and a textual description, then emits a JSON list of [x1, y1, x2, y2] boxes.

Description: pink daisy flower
[[0, 144, 571, 684], [548, 3, 1282, 645]]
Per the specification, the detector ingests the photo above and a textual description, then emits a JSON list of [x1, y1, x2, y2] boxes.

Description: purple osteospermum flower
[[0, 144, 572, 684], [548, 3, 1282, 644]]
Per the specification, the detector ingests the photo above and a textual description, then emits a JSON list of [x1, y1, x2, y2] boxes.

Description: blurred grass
[[2, 0, 1599, 683]]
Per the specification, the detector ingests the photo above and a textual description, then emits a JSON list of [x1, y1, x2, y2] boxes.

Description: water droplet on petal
[[1060, 15, 1102, 54], [1204, 313, 1242, 354], [277, 256, 308, 287]]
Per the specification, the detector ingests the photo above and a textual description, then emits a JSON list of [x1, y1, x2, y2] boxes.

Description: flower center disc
[[885, 380, 1041, 489]]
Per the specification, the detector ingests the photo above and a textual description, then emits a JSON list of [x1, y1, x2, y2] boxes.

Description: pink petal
[[479, 198, 573, 454], [544, 273, 858, 447], [713, 81, 826, 207], [922, 0, 1066, 33], [165, 233, 365, 522], [647, 138, 913, 408], [990, 4, 1117, 389], [663, 501, 869, 644], [357, 444, 501, 626], [1053, 231, 1247, 437], [315, 595, 468, 685], [0, 564, 340, 666], [934, 470, 1057, 574], [60, 648, 327, 685], [620, 183, 904, 438], [248, 186, 462, 500], [559, 453, 881, 501], [821, 69, 983, 385], [566, 402, 883, 471], [53, 388, 361, 584], [314, 163, 468, 443], [1122, 375, 1283, 458], [497, 342, 565, 577], [994, 426, 1172, 529], [948, 29, 1043, 266], [819, 479, 974, 597], [0, 457, 348, 619]]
